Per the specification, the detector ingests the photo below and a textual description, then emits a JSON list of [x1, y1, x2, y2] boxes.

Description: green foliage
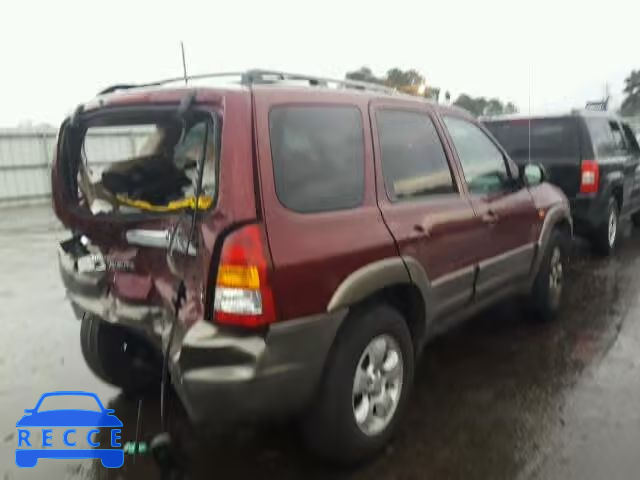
[[344, 67, 517, 113], [504, 102, 518, 114], [621, 70, 640, 116], [428, 87, 441, 103], [345, 66, 425, 89], [453, 94, 518, 116], [453, 94, 482, 115], [345, 67, 385, 85], [385, 68, 424, 88]]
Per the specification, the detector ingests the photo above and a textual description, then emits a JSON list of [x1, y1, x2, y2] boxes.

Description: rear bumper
[[171, 312, 344, 424], [58, 246, 345, 424], [570, 194, 609, 234]]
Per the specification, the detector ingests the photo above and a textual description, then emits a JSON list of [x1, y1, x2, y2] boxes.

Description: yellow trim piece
[[115, 195, 214, 212]]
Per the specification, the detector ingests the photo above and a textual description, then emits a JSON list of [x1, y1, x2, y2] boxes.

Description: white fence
[[0, 127, 151, 206], [0, 128, 57, 205]]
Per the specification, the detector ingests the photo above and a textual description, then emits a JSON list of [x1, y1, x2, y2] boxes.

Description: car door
[[441, 114, 539, 297], [617, 121, 640, 213], [587, 117, 637, 214], [607, 119, 637, 214], [370, 102, 487, 317], [621, 122, 640, 212]]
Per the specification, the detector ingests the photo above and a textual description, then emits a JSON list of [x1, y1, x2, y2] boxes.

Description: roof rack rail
[[97, 69, 397, 96]]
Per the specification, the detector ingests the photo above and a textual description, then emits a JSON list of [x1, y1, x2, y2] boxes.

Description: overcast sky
[[1, 0, 637, 126]]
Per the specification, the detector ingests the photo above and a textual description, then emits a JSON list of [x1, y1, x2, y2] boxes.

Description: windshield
[[485, 118, 580, 162], [77, 113, 217, 215]]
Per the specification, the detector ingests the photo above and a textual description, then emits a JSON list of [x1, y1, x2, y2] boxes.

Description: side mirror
[[520, 164, 546, 186]]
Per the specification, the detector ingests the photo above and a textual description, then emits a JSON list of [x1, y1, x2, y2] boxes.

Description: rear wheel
[[80, 314, 161, 394], [301, 303, 414, 464], [593, 198, 619, 256]]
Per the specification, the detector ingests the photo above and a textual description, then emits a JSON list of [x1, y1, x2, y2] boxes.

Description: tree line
[[621, 70, 640, 116], [346, 66, 640, 117], [345, 66, 518, 116]]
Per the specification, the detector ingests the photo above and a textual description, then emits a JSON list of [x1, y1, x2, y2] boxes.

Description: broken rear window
[[73, 112, 218, 215]]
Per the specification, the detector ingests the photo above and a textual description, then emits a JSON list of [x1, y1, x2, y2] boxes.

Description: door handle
[[481, 210, 499, 225]]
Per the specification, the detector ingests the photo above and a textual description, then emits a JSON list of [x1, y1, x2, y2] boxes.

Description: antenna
[[180, 41, 188, 85], [528, 63, 531, 166]]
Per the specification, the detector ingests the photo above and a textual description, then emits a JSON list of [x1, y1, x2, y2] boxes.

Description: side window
[[269, 106, 364, 213], [587, 118, 617, 157], [376, 109, 456, 201], [622, 123, 640, 153], [443, 116, 510, 194], [609, 121, 628, 153]]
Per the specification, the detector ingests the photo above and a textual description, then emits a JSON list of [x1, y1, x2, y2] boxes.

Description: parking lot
[[2, 204, 640, 479]]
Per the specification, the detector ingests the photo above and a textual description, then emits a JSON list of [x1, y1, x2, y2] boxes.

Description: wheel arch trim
[[532, 203, 572, 278], [538, 203, 573, 247], [327, 256, 434, 328]]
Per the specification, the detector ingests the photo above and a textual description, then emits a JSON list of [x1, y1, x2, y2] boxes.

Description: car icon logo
[[15, 391, 124, 468]]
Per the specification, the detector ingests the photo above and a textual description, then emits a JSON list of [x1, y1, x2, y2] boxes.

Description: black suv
[[483, 112, 640, 254]]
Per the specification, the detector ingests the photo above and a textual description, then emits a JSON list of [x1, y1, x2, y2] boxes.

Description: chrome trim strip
[[478, 242, 536, 269], [126, 229, 170, 248], [476, 243, 536, 296], [432, 264, 475, 287], [126, 228, 196, 255]]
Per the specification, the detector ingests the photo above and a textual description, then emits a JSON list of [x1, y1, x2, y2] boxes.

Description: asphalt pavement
[[2, 205, 640, 479]]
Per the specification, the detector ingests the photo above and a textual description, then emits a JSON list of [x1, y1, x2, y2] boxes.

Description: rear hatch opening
[[58, 105, 219, 219], [53, 102, 222, 338]]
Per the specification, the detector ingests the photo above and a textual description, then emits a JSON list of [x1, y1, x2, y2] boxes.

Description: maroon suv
[[52, 70, 571, 462]]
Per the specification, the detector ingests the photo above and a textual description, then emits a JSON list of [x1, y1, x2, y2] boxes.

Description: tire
[[301, 303, 414, 464], [632, 211, 640, 228], [593, 198, 619, 256], [529, 229, 567, 322], [80, 314, 161, 394]]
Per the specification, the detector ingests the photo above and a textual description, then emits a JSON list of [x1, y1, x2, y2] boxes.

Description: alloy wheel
[[352, 334, 404, 436], [608, 208, 617, 248], [548, 246, 563, 309]]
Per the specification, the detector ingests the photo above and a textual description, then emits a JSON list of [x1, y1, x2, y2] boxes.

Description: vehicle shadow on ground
[[94, 228, 640, 480]]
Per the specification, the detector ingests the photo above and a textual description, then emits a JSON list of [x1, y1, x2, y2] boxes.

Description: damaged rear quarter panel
[[52, 88, 258, 332]]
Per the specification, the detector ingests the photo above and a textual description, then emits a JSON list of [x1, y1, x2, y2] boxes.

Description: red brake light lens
[[580, 160, 599, 194], [213, 224, 276, 328]]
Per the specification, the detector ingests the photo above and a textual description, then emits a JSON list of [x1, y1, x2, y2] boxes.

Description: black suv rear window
[[269, 106, 364, 213], [485, 118, 579, 162]]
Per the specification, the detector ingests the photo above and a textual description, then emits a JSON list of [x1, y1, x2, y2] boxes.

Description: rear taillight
[[580, 160, 599, 194], [213, 224, 276, 328]]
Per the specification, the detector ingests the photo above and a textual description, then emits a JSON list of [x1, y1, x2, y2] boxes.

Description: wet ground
[[2, 205, 640, 479]]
